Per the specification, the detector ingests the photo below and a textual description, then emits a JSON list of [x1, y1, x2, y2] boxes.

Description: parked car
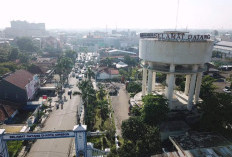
[[223, 88, 231, 94]]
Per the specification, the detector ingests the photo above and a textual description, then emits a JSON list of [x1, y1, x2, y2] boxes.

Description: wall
[[0, 80, 27, 105]]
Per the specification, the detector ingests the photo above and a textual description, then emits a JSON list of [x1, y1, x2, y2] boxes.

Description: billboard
[[26, 75, 40, 100]]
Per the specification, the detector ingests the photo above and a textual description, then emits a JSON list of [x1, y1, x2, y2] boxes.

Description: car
[[223, 88, 231, 94]]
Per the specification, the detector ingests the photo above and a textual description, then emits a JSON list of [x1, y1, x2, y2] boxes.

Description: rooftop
[[170, 132, 231, 150], [215, 41, 232, 48], [3, 69, 34, 90]]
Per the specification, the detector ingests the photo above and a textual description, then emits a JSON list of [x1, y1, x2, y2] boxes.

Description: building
[[153, 132, 232, 157], [0, 100, 19, 123], [213, 41, 232, 58], [4, 20, 46, 37], [139, 32, 213, 110], [0, 70, 40, 105], [96, 67, 120, 80]]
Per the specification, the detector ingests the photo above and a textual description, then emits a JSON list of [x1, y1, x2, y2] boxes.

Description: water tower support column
[[194, 72, 203, 104], [142, 67, 148, 96], [167, 64, 175, 109], [152, 72, 156, 91], [184, 75, 191, 95], [187, 65, 198, 110]]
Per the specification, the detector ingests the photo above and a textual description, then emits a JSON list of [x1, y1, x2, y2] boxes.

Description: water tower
[[139, 32, 213, 110]]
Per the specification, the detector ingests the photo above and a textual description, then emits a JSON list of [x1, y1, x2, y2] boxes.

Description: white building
[[139, 32, 213, 110]]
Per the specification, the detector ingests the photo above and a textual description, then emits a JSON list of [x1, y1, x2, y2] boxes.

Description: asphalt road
[[27, 76, 81, 157], [111, 83, 130, 136]]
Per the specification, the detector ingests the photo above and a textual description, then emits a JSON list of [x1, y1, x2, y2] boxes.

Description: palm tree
[[86, 67, 95, 80]]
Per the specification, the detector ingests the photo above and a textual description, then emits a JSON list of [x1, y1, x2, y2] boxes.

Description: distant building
[[0, 70, 40, 105], [4, 20, 46, 37], [214, 41, 232, 58], [116, 61, 128, 68], [96, 67, 120, 80]]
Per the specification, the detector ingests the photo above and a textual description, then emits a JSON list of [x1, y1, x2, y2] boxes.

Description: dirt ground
[[111, 83, 130, 136]]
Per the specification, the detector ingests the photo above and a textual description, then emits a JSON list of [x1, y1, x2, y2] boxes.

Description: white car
[[223, 88, 231, 94]]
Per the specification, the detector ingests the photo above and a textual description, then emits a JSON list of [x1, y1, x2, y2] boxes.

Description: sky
[[0, 0, 232, 30]]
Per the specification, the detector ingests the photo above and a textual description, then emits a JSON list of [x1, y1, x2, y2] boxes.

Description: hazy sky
[[1, 0, 232, 30]]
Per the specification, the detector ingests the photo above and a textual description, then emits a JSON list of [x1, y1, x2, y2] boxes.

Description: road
[[111, 83, 130, 136], [27, 76, 81, 157]]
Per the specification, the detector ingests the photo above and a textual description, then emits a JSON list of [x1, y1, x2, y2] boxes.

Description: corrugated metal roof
[[152, 145, 232, 157], [215, 41, 232, 47]]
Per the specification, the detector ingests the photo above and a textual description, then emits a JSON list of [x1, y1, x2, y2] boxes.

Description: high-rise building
[[4, 20, 47, 37]]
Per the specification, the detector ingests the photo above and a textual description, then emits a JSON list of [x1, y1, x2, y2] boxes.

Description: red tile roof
[[108, 69, 119, 75], [4, 69, 34, 90], [0, 105, 17, 122], [0, 106, 7, 121]]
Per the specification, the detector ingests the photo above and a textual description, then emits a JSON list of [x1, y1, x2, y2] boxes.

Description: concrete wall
[[139, 39, 213, 64]]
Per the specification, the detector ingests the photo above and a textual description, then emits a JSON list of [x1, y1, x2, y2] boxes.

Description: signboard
[[140, 32, 210, 42], [26, 75, 40, 100], [3, 131, 75, 141]]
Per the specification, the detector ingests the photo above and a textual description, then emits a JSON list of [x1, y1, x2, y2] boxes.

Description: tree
[[200, 75, 216, 100], [130, 105, 141, 116], [100, 57, 113, 67], [97, 100, 109, 121], [18, 53, 29, 63], [16, 37, 37, 53], [141, 94, 169, 126], [124, 55, 137, 66], [127, 81, 142, 93], [118, 141, 137, 157], [86, 67, 95, 80], [64, 50, 76, 62], [121, 117, 147, 142], [0, 47, 10, 63], [0, 67, 10, 76], [56, 56, 73, 84], [97, 86, 106, 101], [198, 93, 232, 132], [8, 47, 19, 61], [136, 126, 161, 156]]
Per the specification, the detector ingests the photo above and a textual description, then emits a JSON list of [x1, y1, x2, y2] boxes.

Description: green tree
[[97, 100, 109, 121], [56, 56, 73, 84], [124, 55, 137, 66], [64, 50, 76, 62], [16, 37, 37, 52], [8, 47, 19, 61], [118, 141, 137, 157], [136, 126, 161, 156], [127, 81, 142, 93], [141, 94, 169, 126], [0, 67, 10, 76], [100, 57, 113, 67], [18, 53, 29, 63], [86, 67, 95, 80], [130, 105, 141, 116], [0, 47, 10, 63], [200, 75, 216, 100], [198, 93, 232, 132], [97, 86, 106, 100], [121, 117, 147, 143]]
